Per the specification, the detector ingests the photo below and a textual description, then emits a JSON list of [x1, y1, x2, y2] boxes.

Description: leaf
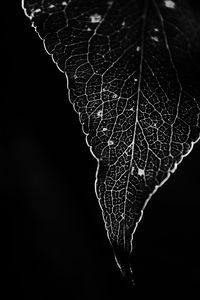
[[22, 0, 200, 284]]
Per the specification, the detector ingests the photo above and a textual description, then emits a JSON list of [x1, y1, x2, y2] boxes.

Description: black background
[[3, 1, 200, 299]]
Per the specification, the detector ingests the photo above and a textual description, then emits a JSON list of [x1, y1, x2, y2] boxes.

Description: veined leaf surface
[[22, 0, 200, 284]]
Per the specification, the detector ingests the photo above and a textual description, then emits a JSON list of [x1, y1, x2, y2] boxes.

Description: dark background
[[2, 1, 200, 299]]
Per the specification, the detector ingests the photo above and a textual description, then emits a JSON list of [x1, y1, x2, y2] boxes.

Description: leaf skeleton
[[22, 0, 200, 285]]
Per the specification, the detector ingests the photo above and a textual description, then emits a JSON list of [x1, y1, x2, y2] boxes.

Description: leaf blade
[[22, 0, 200, 282]]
